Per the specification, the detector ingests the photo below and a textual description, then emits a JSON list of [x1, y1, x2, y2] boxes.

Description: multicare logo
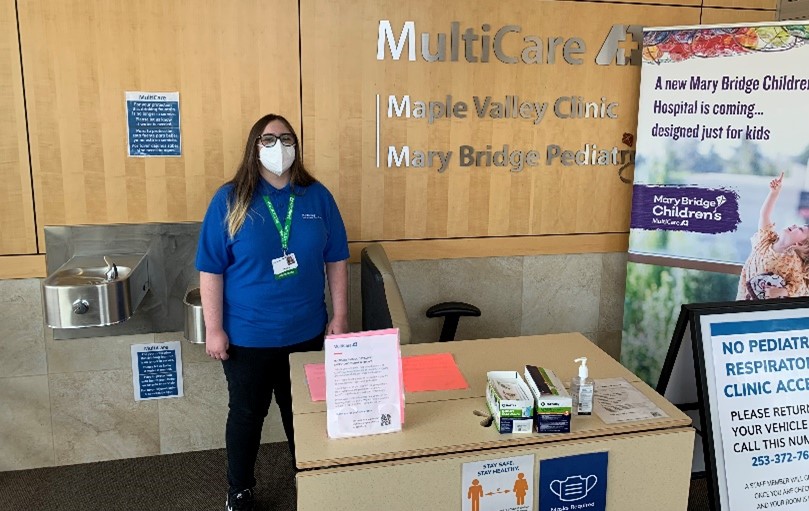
[[596, 25, 643, 66], [377, 21, 644, 66]]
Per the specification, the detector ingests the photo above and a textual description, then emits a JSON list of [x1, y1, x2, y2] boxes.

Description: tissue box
[[524, 365, 572, 433], [486, 371, 534, 434]]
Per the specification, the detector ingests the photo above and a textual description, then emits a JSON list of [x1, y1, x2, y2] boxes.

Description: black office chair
[[360, 243, 481, 343]]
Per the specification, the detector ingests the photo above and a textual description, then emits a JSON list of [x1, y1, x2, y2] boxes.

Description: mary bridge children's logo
[[631, 184, 741, 234]]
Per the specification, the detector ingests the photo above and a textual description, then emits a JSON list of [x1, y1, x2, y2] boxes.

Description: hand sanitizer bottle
[[571, 357, 594, 416]]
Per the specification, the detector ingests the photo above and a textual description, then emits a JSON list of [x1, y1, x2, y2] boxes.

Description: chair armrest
[[425, 302, 481, 318]]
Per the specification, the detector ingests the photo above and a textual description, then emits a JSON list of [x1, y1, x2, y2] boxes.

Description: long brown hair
[[225, 114, 316, 238]]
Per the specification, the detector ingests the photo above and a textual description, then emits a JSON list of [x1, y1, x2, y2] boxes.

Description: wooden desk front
[[290, 333, 694, 511]]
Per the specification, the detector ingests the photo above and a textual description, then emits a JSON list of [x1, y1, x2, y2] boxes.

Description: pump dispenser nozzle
[[574, 357, 589, 379], [571, 357, 593, 415]]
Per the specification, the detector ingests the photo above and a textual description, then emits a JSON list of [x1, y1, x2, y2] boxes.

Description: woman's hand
[[770, 172, 784, 192], [206, 328, 230, 360], [326, 315, 349, 336]]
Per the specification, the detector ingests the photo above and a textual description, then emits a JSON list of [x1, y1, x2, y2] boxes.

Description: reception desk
[[289, 333, 694, 510]]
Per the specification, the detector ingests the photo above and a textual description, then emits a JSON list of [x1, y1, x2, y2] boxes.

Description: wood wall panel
[[577, 0, 701, 6], [703, 0, 777, 9], [702, 7, 778, 24], [0, 255, 45, 279], [0, 0, 37, 255], [0, 0, 783, 278], [18, 0, 301, 252], [347, 233, 629, 263], [301, 0, 701, 242]]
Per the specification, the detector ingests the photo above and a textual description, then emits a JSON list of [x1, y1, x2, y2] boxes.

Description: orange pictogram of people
[[513, 472, 529, 505], [468, 479, 484, 511], [467, 473, 529, 510]]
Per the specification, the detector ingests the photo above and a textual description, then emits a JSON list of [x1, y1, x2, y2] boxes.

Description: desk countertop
[[290, 332, 691, 470]]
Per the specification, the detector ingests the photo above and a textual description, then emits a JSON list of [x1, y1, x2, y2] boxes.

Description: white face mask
[[259, 144, 296, 177]]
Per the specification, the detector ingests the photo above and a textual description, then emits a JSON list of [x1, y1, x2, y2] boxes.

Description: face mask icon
[[550, 474, 598, 502]]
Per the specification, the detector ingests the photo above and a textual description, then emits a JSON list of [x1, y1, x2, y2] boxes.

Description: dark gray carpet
[[0, 442, 296, 511], [0, 441, 710, 510]]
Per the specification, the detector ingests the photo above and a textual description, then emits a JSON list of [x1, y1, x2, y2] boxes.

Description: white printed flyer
[[593, 377, 668, 424], [325, 328, 404, 438], [461, 454, 535, 511], [699, 308, 809, 511]]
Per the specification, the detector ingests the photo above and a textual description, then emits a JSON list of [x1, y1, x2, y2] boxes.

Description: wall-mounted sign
[[376, 21, 643, 66], [374, 20, 641, 175], [126, 91, 181, 157], [131, 341, 184, 401], [301, 0, 700, 240]]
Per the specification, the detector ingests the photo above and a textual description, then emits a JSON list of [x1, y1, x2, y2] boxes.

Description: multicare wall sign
[[377, 21, 642, 65], [375, 20, 640, 175], [301, 1, 701, 241]]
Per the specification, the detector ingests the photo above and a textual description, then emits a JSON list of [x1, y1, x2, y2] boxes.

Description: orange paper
[[304, 352, 468, 401], [401, 353, 468, 392]]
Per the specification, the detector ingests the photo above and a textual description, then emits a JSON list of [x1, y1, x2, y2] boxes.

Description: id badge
[[272, 253, 299, 280]]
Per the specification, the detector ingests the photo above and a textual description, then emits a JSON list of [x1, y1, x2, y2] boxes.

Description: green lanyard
[[262, 194, 295, 253]]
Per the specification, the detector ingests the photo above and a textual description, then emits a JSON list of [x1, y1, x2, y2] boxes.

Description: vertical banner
[[695, 306, 809, 510], [538, 452, 608, 511], [131, 341, 184, 401], [623, 22, 809, 386], [126, 91, 181, 157], [461, 454, 535, 511]]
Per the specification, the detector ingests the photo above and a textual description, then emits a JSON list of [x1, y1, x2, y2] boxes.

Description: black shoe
[[225, 488, 254, 511]]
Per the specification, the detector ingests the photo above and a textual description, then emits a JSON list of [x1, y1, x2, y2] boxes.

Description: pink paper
[[304, 352, 467, 401], [304, 363, 326, 401]]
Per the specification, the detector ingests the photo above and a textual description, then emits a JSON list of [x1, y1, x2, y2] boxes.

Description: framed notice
[[325, 328, 404, 438], [689, 298, 809, 511]]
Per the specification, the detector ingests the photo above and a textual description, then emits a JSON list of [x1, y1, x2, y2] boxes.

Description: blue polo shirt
[[195, 179, 349, 347]]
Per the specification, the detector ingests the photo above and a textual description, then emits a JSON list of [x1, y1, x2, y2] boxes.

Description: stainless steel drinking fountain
[[43, 253, 150, 328]]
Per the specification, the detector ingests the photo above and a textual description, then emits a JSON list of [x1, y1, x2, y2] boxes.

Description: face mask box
[[524, 365, 572, 433], [485, 371, 535, 434]]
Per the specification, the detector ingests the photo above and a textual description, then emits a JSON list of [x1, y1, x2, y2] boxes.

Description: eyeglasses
[[256, 133, 297, 148]]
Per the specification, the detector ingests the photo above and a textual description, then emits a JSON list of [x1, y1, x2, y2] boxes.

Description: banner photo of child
[[738, 172, 809, 300]]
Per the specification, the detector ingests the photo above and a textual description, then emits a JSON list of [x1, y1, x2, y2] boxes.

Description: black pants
[[221, 332, 324, 492]]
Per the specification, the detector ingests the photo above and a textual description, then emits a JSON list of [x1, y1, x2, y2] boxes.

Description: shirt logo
[[301, 213, 322, 220]]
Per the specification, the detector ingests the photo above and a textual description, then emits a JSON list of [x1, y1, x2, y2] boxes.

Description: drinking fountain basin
[[43, 253, 150, 328], [183, 287, 206, 344]]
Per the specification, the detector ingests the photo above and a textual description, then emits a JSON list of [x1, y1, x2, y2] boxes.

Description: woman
[[196, 114, 349, 511]]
